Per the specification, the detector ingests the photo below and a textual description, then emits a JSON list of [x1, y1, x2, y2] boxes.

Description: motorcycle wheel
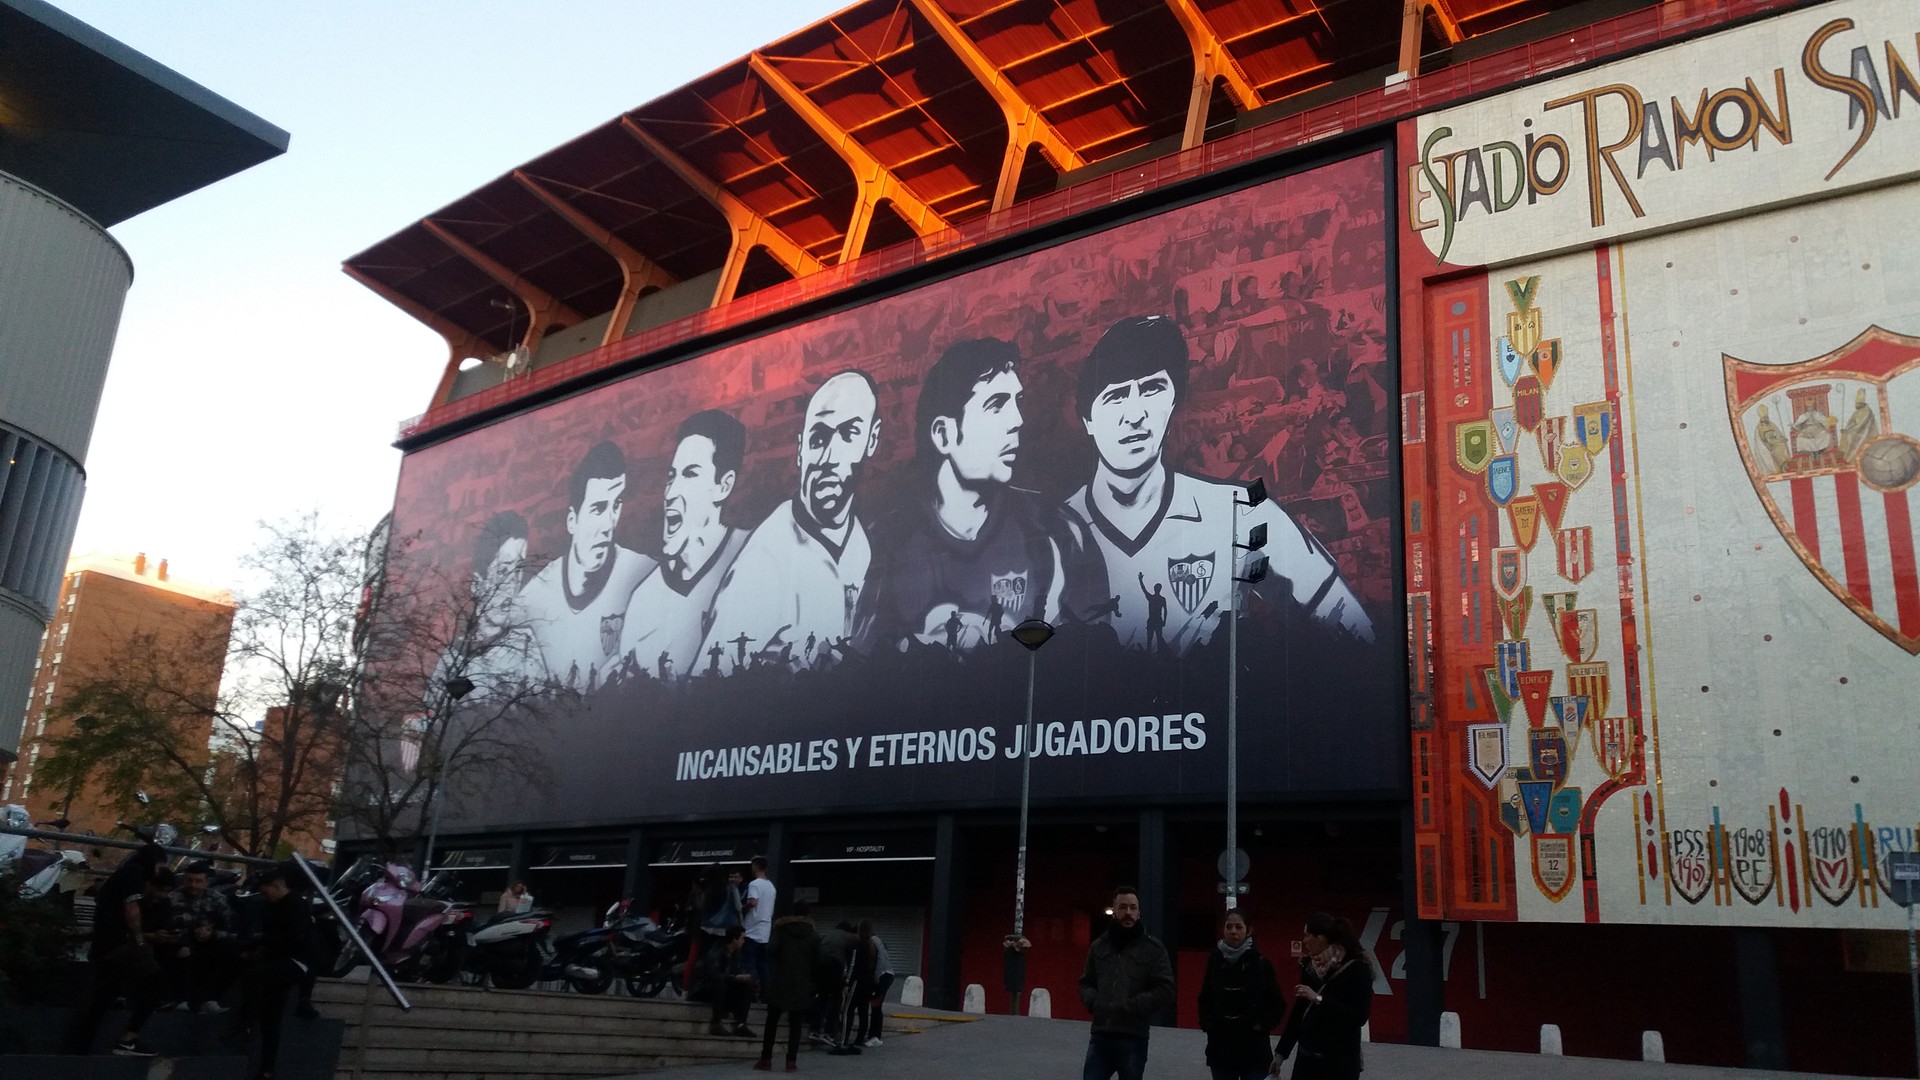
[[490, 949, 541, 991], [625, 967, 671, 998], [327, 936, 362, 979], [566, 972, 613, 995], [422, 938, 459, 985]]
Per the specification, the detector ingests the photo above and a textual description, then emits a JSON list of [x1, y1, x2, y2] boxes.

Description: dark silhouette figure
[[729, 632, 754, 668], [1139, 574, 1168, 655], [986, 593, 1005, 641], [944, 608, 965, 651], [707, 642, 725, 676], [657, 650, 672, 681]]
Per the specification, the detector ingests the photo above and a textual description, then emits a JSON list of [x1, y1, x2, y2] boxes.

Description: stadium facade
[[350, 0, 1919, 1070]]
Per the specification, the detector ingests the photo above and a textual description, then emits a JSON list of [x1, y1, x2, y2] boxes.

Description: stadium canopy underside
[[346, 0, 1644, 378]]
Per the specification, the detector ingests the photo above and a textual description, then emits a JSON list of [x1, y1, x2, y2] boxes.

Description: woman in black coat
[[1275, 912, 1374, 1080], [1197, 909, 1283, 1080]]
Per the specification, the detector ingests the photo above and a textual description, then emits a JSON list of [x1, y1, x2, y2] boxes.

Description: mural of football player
[[705, 371, 880, 670], [519, 440, 655, 689], [867, 338, 1105, 652], [1065, 315, 1373, 653], [435, 511, 541, 701], [619, 410, 750, 680]]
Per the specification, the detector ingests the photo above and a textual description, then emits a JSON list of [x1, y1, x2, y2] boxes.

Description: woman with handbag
[[1274, 913, 1373, 1079], [1197, 908, 1283, 1080]]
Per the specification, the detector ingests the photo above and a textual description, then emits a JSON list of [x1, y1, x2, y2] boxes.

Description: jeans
[[1082, 1031, 1149, 1080], [1212, 1067, 1270, 1080], [741, 938, 769, 1000], [759, 1006, 805, 1064]]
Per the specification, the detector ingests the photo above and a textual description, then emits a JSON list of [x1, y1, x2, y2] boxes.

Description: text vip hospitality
[[674, 713, 1209, 782]]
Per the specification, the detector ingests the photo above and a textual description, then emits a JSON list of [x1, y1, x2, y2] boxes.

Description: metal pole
[[1908, 900, 1918, 1080], [1011, 646, 1037, 1014], [292, 853, 411, 1011], [1225, 497, 1240, 912], [0, 824, 274, 866], [422, 777, 444, 874]]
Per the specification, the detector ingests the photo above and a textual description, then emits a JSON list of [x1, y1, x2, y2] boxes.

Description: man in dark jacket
[[65, 844, 167, 1056], [757, 901, 824, 1071], [241, 865, 316, 1080], [1078, 885, 1175, 1080], [693, 926, 756, 1037]]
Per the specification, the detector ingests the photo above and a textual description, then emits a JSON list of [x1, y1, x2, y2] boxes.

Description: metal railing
[[395, 0, 1807, 443], [0, 823, 411, 1010]]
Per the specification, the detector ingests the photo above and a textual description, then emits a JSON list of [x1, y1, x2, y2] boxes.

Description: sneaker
[[199, 1002, 229, 1015], [864, 1037, 882, 1047], [752, 1059, 772, 1071], [112, 1037, 158, 1057], [733, 1024, 757, 1038], [805, 1032, 831, 1046], [169, 1002, 193, 1012]]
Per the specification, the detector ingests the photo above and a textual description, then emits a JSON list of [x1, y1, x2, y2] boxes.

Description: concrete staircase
[[313, 978, 771, 1080]]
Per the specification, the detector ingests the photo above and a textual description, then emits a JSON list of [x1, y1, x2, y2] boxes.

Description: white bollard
[[1642, 1031, 1665, 1063], [1360, 1022, 1370, 1043], [962, 983, 986, 1014], [1439, 1011, 1462, 1049], [1028, 988, 1051, 1019], [1540, 1024, 1563, 1055], [900, 975, 925, 1007]]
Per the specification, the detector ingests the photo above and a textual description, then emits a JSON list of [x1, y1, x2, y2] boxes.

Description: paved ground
[[614, 1009, 1871, 1079]]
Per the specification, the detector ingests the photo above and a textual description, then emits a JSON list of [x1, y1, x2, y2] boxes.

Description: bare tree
[[333, 528, 559, 860], [38, 514, 360, 859]]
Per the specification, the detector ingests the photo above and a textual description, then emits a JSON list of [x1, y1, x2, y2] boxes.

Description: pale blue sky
[[53, 0, 850, 588]]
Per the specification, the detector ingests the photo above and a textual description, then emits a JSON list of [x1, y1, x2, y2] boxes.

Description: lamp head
[[1009, 618, 1055, 651], [445, 675, 476, 701], [1241, 477, 1267, 506]]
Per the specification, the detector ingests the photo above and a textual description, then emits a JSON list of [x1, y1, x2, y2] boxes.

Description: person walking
[[239, 866, 317, 1080], [1077, 884, 1175, 1080], [859, 925, 895, 1046], [840, 921, 880, 1053], [742, 856, 776, 1000], [1197, 909, 1282, 1080], [1274, 913, 1374, 1080], [757, 900, 824, 1072], [65, 843, 167, 1056]]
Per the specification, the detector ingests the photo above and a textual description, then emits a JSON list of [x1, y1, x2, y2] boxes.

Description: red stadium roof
[[349, 0, 1805, 443]]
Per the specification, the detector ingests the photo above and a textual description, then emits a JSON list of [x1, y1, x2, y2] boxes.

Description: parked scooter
[[337, 860, 460, 982], [317, 856, 388, 977], [544, 900, 686, 997], [455, 899, 551, 989]]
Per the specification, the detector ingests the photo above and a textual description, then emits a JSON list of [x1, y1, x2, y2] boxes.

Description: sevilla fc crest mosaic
[[1724, 326, 1920, 655]]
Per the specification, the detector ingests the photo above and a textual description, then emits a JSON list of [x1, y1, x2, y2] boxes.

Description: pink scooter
[[351, 861, 458, 982]]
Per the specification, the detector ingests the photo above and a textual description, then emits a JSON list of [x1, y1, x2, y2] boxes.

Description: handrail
[[292, 852, 411, 1011], [0, 823, 412, 1011], [395, 0, 1809, 443]]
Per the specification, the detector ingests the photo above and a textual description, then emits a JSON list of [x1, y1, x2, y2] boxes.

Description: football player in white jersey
[[620, 410, 750, 680], [437, 510, 543, 699], [518, 440, 656, 690], [1064, 315, 1373, 654], [705, 371, 881, 672]]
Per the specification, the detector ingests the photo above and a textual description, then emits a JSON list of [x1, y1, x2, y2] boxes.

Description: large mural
[[388, 152, 1402, 828], [1401, 0, 1920, 927]]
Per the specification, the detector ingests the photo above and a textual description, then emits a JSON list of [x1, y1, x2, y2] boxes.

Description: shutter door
[[812, 905, 924, 1001]]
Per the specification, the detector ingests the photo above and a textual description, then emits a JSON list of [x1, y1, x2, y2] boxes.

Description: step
[[311, 980, 704, 1021], [0, 1054, 253, 1080]]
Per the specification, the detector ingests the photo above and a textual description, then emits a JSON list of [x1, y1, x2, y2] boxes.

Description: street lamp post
[[1006, 617, 1055, 1015], [421, 675, 474, 874], [1225, 479, 1269, 911]]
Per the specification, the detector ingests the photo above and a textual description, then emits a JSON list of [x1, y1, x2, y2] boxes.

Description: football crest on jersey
[[1167, 552, 1215, 614], [989, 571, 1029, 617]]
